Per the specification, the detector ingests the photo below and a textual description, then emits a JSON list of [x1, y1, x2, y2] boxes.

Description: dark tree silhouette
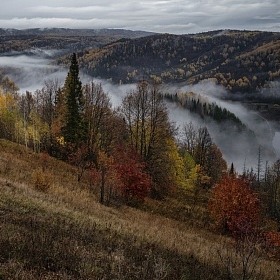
[[62, 53, 85, 145]]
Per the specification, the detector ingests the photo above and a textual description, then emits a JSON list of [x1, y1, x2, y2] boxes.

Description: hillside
[[1, 28, 280, 279], [73, 30, 280, 93], [0, 139, 218, 279], [0, 139, 280, 279], [1, 29, 280, 95], [0, 28, 155, 56]]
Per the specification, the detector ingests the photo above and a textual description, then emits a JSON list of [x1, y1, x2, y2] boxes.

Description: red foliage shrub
[[208, 175, 261, 239], [114, 145, 152, 203]]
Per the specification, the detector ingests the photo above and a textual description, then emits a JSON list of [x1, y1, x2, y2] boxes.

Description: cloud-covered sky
[[0, 0, 279, 34]]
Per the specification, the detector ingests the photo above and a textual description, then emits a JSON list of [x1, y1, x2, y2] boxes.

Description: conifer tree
[[62, 53, 85, 145]]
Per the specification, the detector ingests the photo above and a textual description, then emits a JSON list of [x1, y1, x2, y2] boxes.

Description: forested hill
[[72, 30, 280, 93], [1, 28, 280, 94], [0, 28, 155, 55]]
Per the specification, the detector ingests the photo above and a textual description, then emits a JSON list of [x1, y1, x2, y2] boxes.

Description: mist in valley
[[0, 50, 68, 92], [0, 50, 279, 174], [165, 82, 279, 173]]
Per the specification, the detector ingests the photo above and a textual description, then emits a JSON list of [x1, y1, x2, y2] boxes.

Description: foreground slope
[[0, 139, 279, 279]]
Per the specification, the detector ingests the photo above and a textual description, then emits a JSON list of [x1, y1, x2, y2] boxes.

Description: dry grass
[[0, 139, 279, 279]]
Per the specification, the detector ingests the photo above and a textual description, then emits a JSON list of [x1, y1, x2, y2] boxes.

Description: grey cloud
[[0, 0, 279, 33]]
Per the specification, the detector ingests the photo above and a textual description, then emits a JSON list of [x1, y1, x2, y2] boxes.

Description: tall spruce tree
[[62, 53, 85, 145]]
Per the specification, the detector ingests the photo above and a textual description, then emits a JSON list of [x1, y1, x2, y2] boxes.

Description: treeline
[[73, 30, 280, 93], [0, 28, 154, 56], [0, 34, 112, 55], [165, 91, 245, 127]]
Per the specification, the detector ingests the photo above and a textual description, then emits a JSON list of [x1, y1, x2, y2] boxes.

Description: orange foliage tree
[[208, 175, 261, 238]]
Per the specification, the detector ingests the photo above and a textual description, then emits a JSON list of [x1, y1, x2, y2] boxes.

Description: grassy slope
[[0, 139, 279, 279]]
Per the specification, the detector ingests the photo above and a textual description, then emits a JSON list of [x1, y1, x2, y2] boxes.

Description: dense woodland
[[1, 29, 280, 278], [0, 52, 280, 218], [63, 30, 280, 94]]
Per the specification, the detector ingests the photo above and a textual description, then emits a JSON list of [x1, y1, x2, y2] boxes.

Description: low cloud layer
[[0, 0, 279, 34], [164, 80, 279, 172]]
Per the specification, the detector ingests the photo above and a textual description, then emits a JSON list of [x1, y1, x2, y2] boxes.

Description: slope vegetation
[[0, 139, 279, 279]]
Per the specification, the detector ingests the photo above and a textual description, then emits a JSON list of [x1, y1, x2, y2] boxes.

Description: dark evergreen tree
[[229, 162, 235, 175], [62, 53, 85, 145]]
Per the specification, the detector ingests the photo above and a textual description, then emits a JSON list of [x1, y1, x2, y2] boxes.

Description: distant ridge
[[72, 29, 280, 93], [0, 27, 156, 38]]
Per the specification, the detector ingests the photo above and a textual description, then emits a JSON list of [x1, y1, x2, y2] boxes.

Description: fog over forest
[[0, 50, 279, 173]]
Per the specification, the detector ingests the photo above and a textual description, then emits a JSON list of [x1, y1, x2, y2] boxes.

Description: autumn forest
[[1, 28, 280, 279]]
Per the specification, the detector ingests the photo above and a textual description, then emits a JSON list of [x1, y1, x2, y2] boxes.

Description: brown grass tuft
[[32, 168, 53, 192]]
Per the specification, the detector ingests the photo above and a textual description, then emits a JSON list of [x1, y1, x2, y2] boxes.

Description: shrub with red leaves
[[114, 146, 152, 203], [208, 175, 261, 239]]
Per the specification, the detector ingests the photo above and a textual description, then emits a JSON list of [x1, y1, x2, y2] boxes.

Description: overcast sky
[[0, 0, 279, 34]]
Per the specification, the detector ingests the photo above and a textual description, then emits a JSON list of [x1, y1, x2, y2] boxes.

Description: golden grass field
[[0, 139, 279, 279]]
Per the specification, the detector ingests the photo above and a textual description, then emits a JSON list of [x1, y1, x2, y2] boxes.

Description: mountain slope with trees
[[1, 48, 280, 278], [1, 28, 279, 95], [0, 28, 155, 55], [74, 30, 280, 93]]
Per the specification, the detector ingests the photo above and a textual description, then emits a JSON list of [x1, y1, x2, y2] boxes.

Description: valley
[[1, 28, 280, 279]]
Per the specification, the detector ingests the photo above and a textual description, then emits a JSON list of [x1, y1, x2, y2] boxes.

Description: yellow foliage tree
[[0, 88, 19, 141]]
